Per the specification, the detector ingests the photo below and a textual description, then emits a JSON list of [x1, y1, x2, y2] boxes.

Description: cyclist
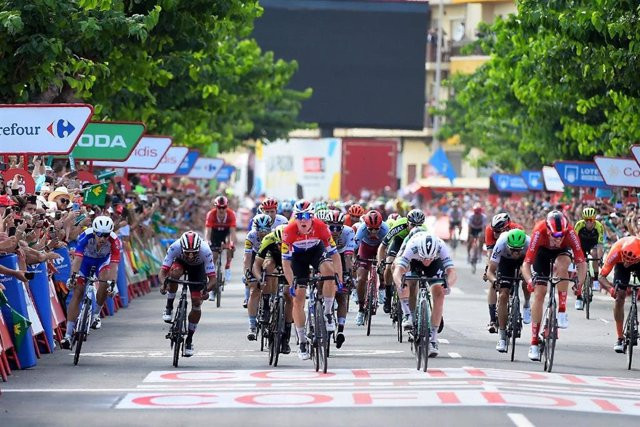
[[573, 206, 605, 310], [253, 224, 292, 354], [327, 209, 357, 348], [280, 200, 294, 220], [345, 204, 365, 227], [354, 210, 390, 326], [484, 212, 528, 333], [386, 212, 401, 229], [486, 229, 530, 353], [243, 214, 274, 340], [281, 200, 343, 360], [159, 231, 216, 357], [252, 198, 289, 229], [61, 216, 120, 349], [467, 203, 487, 264], [204, 195, 236, 300], [448, 200, 463, 242], [522, 210, 586, 361], [597, 236, 640, 353], [377, 209, 426, 314], [392, 232, 457, 357]]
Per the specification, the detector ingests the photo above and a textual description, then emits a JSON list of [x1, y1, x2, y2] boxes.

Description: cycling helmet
[[545, 210, 568, 237], [491, 213, 510, 232], [179, 231, 202, 252], [387, 213, 400, 221], [314, 201, 328, 212], [582, 207, 597, 220], [363, 210, 383, 228], [506, 229, 527, 250], [274, 225, 285, 242], [214, 195, 228, 209], [261, 198, 278, 211], [328, 209, 346, 224], [621, 238, 640, 264], [407, 209, 425, 226], [92, 216, 114, 234], [280, 200, 293, 212], [293, 199, 314, 215], [315, 210, 329, 222], [473, 203, 483, 214], [253, 213, 273, 231], [417, 235, 439, 260], [348, 204, 365, 217]]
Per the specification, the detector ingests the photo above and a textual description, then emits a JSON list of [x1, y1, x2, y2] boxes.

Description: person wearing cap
[[48, 186, 72, 211]]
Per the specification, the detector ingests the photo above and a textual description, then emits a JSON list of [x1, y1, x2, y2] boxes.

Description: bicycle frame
[[497, 271, 522, 362], [72, 274, 98, 366], [620, 274, 640, 370]]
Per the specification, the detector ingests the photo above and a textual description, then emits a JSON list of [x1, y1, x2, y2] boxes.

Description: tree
[[436, 0, 640, 171], [0, 0, 311, 151]]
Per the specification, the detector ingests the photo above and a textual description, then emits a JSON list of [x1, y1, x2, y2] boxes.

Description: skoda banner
[[93, 136, 172, 169], [554, 161, 607, 188], [520, 170, 544, 191], [542, 166, 564, 192], [491, 173, 529, 193], [594, 156, 640, 187], [0, 104, 93, 154], [188, 157, 224, 179], [175, 150, 200, 176], [70, 121, 145, 160], [128, 147, 189, 175]]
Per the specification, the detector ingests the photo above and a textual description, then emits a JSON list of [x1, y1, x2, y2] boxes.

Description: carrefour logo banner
[[188, 157, 224, 179], [554, 161, 607, 188], [0, 104, 93, 154]]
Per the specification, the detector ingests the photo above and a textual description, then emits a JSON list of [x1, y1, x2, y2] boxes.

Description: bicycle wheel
[[510, 296, 520, 362], [366, 281, 374, 336], [418, 298, 430, 372], [583, 273, 592, 319], [396, 299, 403, 343], [315, 301, 328, 374], [272, 297, 285, 367], [627, 305, 637, 370], [172, 313, 183, 368], [73, 300, 90, 365], [543, 307, 557, 372], [216, 277, 223, 308]]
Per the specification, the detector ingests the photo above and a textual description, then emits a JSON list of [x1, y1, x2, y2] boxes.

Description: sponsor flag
[[83, 183, 109, 206], [0, 290, 32, 349], [429, 147, 456, 183]]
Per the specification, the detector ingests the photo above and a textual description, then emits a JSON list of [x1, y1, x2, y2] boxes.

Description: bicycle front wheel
[[73, 301, 91, 365], [627, 304, 637, 370], [396, 298, 403, 343], [583, 273, 592, 319], [543, 307, 557, 372], [273, 297, 285, 367], [417, 298, 430, 372], [509, 297, 520, 362], [315, 301, 328, 374], [366, 282, 374, 336], [216, 278, 223, 308]]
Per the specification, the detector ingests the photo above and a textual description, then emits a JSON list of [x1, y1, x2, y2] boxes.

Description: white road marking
[[599, 318, 609, 324], [438, 338, 450, 344], [71, 349, 404, 358], [450, 287, 464, 295], [507, 413, 536, 427], [448, 352, 462, 358]]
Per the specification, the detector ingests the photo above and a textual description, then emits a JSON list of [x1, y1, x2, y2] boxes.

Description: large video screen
[[253, 0, 430, 130]]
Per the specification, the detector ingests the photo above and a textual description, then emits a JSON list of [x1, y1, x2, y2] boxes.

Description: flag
[[0, 290, 32, 349], [429, 147, 457, 183], [83, 183, 109, 206]]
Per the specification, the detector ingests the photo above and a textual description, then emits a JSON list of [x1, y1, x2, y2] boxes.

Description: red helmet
[[621, 238, 640, 264], [261, 197, 278, 211], [473, 203, 482, 214], [328, 209, 346, 225], [214, 196, 228, 209], [546, 210, 568, 237], [363, 210, 383, 228], [348, 204, 365, 217]]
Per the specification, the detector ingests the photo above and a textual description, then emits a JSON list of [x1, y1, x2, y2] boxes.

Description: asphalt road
[[2, 245, 639, 426]]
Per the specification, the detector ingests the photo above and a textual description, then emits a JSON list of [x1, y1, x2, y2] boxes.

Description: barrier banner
[[554, 161, 607, 188], [490, 173, 529, 193], [117, 257, 129, 308], [594, 156, 640, 187], [520, 170, 544, 191], [27, 262, 54, 351], [542, 166, 564, 192]]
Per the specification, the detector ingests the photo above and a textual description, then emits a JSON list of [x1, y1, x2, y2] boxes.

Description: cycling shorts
[[532, 247, 572, 280], [170, 259, 207, 292], [496, 258, 523, 289], [291, 244, 327, 280], [357, 242, 380, 268], [469, 227, 483, 238], [408, 259, 448, 288], [210, 229, 231, 248], [579, 238, 599, 255], [612, 263, 640, 291], [449, 220, 461, 230], [78, 255, 111, 278]]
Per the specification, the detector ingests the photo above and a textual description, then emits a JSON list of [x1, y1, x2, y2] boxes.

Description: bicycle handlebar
[[533, 275, 577, 285], [401, 274, 447, 287], [166, 277, 208, 286]]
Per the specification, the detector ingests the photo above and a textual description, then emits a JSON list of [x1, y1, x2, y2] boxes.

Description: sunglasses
[[58, 198, 70, 204], [508, 247, 523, 253], [95, 232, 110, 238], [367, 227, 380, 232], [329, 225, 342, 232], [550, 231, 564, 239], [295, 212, 313, 220], [585, 218, 595, 222]]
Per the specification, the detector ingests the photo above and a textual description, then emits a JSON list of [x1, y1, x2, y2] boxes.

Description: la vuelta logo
[[47, 119, 75, 138]]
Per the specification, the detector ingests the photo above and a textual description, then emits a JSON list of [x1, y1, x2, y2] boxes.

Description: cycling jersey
[[524, 220, 585, 265], [205, 208, 237, 245], [599, 236, 640, 278], [396, 225, 429, 257], [161, 239, 216, 277], [74, 228, 121, 263], [574, 219, 604, 251], [281, 218, 337, 260], [249, 213, 288, 230], [333, 225, 356, 255], [467, 213, 487, 230], [490, 232, 531, 264], [484, 221, 525, 249], [396, 232, 453, 271], [355, 221, 389, 247], [449, 207, 463, 222], [381, 218, 410, 247], [244, 229, 263, 254], [257, 231, 281, 259]]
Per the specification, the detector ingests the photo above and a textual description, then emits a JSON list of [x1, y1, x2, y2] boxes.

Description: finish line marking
[[508, 413, 536, 427]]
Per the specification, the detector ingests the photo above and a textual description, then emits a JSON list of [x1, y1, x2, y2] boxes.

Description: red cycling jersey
[[524, 220, 585, 264], [484, 221, 524, 248], [599, 236, 640, 277], [281, 218, 337, 260], [205, 208, 237, 230]]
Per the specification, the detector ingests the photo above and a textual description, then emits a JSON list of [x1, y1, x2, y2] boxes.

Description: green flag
[[83, 183, 109, 206], [0, 291, 32, 349]]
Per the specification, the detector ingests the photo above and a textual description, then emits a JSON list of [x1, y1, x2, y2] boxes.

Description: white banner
[[128, 147, 189, 175], [542, 165, 564, 192], [594, 156, 640, 187], [630, 145, 640, 166], [93, 136, 172, 169], [188, 157, 224, 179], [0, 104, 93, 154], [254, 138, 342, 199]]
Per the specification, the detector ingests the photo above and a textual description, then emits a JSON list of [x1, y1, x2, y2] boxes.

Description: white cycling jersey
[[162, 239, 215, 276], [334, 225, 357, 254], [396, 232, 453, 270], [490, 233, 530, 263], [244, 229, 263, 254]]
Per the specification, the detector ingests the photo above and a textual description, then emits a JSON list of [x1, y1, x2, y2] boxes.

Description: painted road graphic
[[116, 368, 640, 414]]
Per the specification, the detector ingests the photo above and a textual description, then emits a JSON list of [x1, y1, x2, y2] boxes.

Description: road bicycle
[[71, 270, 114, 366], [582, 255, 601, 319], [293, 272, 338, 373], [263, 271, 287, 367], [469, 236, 481, 275], [403, 273, 447, 372], [618, 277, 640, 370], [497, 271, 522, 362], [165, 276, 207, 367], [360, 258, 380, 336], [212, 246, 226, 308], [534, 266, 577, 373]]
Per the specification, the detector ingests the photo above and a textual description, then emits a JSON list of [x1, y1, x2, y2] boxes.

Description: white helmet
[[417, 235, 439, 260], [92, 216, 114, 234], [179, 231, 202, 252]]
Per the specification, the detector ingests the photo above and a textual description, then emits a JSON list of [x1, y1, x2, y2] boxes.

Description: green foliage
[[0, 0, 311, 151], [436, 0, 640, 171]]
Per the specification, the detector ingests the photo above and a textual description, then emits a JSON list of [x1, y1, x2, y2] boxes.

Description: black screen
[[253, 0, 430, 130]]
